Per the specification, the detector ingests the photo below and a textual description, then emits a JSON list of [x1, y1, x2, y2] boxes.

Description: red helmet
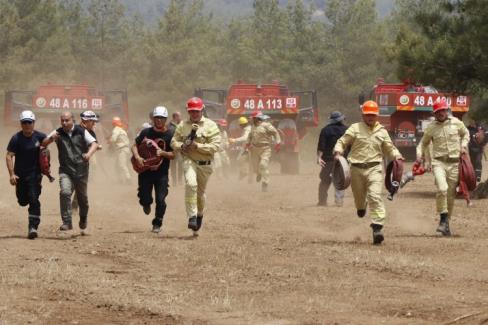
[[251, 111, 263, 119], [433, 98, 449, 112], [186, 97, 204, 111], [217, 119, 228, 127]]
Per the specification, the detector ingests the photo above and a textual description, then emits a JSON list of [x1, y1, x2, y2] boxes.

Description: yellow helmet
[[238, 116, 248, 125]]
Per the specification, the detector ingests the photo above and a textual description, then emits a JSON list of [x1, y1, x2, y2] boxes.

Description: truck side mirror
[[358, 92, 365, 105]]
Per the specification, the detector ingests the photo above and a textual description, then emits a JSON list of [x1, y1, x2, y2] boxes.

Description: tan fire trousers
[[213, 150, 230, 177], [183, 158, 213, 217], [432, 159, 459, 218], [250, 146, 271, 184], [237, 150, 252, 182], [350, 164, 385, 225], [117, 147, 132, 181]]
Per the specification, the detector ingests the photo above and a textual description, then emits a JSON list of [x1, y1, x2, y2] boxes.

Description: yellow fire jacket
[[111, 126, 130, 149], [171, 116, 221, 161], [419, 117, 469, 160], [247, 121, 281, 147], [334, 121, 401, 163]]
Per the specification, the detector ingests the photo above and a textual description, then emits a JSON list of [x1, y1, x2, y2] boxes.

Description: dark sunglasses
[[21, 120, 33, 125]]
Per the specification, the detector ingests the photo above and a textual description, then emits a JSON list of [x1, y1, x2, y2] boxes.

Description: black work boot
[[370, 223, 384, 245], [27, 227, 38, 240], [59, 221, 73, 231], [152, 217, 163, 233], [79, 216, 87, 230], [357, 209, 366, 218], [436, 213, 451, 236], [28, 216, 40, 239], [143, 205, 151, 215], [196, 215, 203, 231], [188, 216, 198, 231]]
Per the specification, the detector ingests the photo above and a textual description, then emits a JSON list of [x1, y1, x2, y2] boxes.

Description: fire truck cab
[[195, 81, 319, 174], [4, 84, 128, 138], [361, 79, 470, 158]]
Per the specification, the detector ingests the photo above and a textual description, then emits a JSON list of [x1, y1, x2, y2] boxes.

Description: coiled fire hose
[[385, 159, 404, 201], [332, 156, 351, 190]]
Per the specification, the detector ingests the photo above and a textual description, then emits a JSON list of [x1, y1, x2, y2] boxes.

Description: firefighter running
[[73, 110, 102, 211], [228, 116, 252, 181], [334, 101, 403, 245], [42, 111, 99, 234], [132, 106, 174, 233], [247, 112, 281, 192], [168, 112, 183, 186], [171, 97, 221, 235], [418, 99, 469, 236], [6, 111, 47, 239], [213, 119, 231, 178], [110, 116, 132, 185]]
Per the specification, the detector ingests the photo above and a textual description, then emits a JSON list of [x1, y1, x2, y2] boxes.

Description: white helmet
[[20, 110, 36, 122], [80, 110, 98, 121], [153, 106, 168, 118]]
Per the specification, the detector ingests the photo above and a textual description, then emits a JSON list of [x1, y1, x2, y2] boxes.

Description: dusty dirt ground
[[2, 143, 488, 324]]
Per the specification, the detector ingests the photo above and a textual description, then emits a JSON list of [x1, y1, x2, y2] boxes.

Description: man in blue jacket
[[6, 111, 47, 239], [317, 111, 348, 207]]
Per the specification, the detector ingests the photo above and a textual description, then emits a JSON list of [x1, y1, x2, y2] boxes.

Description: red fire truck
[[195, 81, 319, 174], [4, 84, 128, 137], [361, 79, 471, 158]]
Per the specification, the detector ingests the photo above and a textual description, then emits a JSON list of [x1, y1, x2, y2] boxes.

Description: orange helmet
[[433, 98, 449, 112], [112, 116, 123, 127], [186, 97, 204, 111], [362, 100, 379, 115]]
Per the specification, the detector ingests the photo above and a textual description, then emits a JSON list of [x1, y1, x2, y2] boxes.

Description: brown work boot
[[370, 223, 384, 245], [436, 213, 451, 236]]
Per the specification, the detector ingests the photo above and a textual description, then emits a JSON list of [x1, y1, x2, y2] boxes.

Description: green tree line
[[0, 0, 396, 122], [1, 0, 486, 123], [388, 0, 488, 120]]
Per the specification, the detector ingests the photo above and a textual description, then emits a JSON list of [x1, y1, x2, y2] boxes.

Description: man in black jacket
[[317, 111, 348, 206], [132, 106, 175, 233], [467, 119, 486, 182], [6, 111, 47, 239], [42, 111, 98, 234]]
